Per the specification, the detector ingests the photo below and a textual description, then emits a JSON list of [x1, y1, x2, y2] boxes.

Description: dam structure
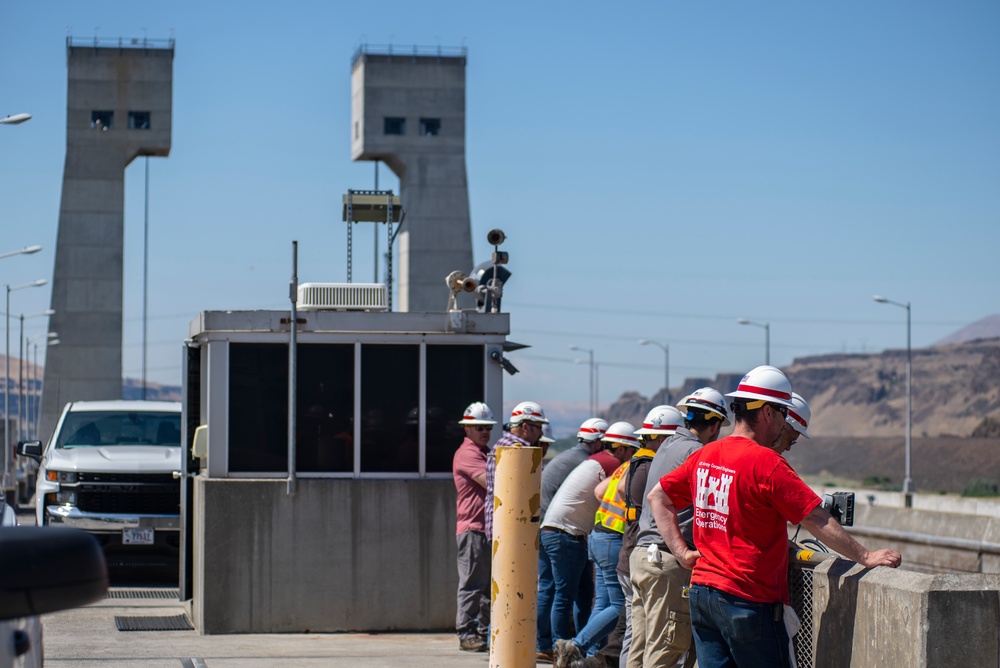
[[39, 38, 174, 439], [350, 45, 473, 313]]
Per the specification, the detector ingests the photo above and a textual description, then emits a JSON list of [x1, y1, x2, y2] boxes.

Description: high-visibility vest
[[624, 449, 656, 523], [594, 448, 655, 533]]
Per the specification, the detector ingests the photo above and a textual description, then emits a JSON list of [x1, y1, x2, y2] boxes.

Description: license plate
[[123, 528, 154, 545]]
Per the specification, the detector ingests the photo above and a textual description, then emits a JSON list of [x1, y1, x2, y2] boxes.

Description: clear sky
[[2, 1, 998, 434]]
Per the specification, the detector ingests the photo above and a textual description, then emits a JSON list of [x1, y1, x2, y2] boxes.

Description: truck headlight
[[46, 471, 77, 483], [55, 491, 77, 505]]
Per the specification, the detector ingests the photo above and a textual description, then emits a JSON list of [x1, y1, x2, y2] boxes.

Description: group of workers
[[452, 364, 902, 667]]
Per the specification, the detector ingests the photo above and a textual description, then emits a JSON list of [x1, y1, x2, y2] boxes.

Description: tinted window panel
[[426, 345, 484, 473], [229, 343, 287, 472], [361, 345, 419, 472], [296, 344, 354, 473]]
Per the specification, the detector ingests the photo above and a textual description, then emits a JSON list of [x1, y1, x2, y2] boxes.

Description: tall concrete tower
[[350, 46, 473, 313], [39, 39, 173, 439]]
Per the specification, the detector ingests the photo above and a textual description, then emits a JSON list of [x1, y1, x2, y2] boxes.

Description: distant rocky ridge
[[607, 336, 1000, 439]]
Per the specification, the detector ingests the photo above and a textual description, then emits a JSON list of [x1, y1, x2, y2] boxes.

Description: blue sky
[[2, 1, 998, 434]]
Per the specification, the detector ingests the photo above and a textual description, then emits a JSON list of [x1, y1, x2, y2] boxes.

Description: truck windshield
[[55, 411, 182, 449]]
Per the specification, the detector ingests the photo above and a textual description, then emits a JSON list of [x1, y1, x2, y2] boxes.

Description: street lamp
[[0, 113, 31, 125], [873, 294, 913, 504], [638, 339, 670, 404], [569, 345, 595, 416], [0, 245, 42, 261], [29, 332, 59, 438], [27, 332, 57, 439], [5, 279, 47, 486], [737, 318, 770, 365], [19, 310, 54, 441]]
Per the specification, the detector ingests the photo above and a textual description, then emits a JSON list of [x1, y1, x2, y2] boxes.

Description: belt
[[541, 527, 585, 540]]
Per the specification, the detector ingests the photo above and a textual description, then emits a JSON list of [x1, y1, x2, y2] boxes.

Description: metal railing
[[351, 43, 467, 66], [66, 36, 175, 51]]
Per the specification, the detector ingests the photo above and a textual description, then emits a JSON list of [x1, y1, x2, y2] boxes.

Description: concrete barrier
[[802, 560, 1000, 667], [191, 477, 457, 634]]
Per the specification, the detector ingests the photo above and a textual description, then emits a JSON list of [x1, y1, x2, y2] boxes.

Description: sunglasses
[[770, 404, 788, 417], [470, 425, 492, 432]]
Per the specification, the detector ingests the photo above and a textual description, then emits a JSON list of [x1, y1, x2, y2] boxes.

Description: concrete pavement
[[42, 590, 493, 667]]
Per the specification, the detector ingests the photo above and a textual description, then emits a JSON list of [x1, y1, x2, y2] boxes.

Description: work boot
[[537, 649, 555, 663], [554, 639, 583, 668], [459, 635, 487, 652]]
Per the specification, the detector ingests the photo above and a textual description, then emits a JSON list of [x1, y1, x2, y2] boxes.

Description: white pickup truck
[[17, 400, 182, 574]]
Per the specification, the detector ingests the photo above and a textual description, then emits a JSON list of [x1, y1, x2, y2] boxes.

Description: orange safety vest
[[595, 448, 656, 533]]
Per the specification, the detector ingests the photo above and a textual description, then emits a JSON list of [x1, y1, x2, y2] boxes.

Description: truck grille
[[76, 482, 180, 515], [78, 472, 176, 485]]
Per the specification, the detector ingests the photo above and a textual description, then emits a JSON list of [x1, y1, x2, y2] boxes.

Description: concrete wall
[[191, 477, 458, 634], [40, 43, 173, 441], [807, 559, 1000, 667], [350, 52, 473, 313]]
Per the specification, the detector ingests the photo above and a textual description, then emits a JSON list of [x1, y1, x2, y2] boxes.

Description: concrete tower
[[350, 46, 473, 313], [39, 39, 173, 439]]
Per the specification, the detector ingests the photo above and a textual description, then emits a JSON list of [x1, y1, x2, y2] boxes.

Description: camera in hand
[[821, 492, 855, 526]]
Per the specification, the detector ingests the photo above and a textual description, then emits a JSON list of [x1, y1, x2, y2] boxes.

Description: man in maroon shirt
[[452, 401, 496, 652]]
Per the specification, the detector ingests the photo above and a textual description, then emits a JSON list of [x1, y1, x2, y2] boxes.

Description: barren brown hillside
[[608, 337, 1000, 439]]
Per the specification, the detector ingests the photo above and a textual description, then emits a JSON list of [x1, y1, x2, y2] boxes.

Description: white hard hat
[[602, 421, 640, 448], [634, 405, 684, 435], [677, 387, 731, 426], [786, 392, 811, 439], [540, 423, 555, 443], [458, 401, 497, 425], [725, 365, 795, 408], [510, 401, 549, 425], [577, 417, 609, 442]]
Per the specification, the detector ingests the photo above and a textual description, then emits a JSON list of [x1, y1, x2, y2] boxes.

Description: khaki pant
[[628, 545, 695, 668]]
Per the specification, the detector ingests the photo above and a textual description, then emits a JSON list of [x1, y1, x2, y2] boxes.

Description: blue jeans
[[573, 530, 624, 655], [537, 529, 588, 652], [687, 584, 790, 668]]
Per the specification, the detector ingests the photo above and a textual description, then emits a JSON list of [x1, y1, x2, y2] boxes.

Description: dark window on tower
[[384, 117, 406, 135], [91, 111, 114, 131], [419, 118, 441, 136], [128, 111, 151, 130]]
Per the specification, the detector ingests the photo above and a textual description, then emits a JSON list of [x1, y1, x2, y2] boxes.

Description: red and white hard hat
[[677, 387, 731, 426], [786, 392, 811, 439], [725, 365, 795, 408], [458, 401, 497, 425], [510, 401, 549, 425], [540, 423, 556, 444], [577, 417, 609, 442], [602, 421, 640, 448], [634, 406, 684, 436]]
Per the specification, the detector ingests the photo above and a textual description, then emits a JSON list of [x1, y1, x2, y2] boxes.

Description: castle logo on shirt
[[694, 464, 733, 531]]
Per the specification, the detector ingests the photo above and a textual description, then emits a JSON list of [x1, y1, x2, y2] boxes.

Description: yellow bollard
[[490, 445, 543, 668]]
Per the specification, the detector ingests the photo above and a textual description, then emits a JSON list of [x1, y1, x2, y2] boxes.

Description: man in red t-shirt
[[452, 401, 497, 653], [649, 366, 901, 667]]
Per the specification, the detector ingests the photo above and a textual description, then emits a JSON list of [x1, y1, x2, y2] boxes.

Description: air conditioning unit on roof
[[297, 283, 387, 311]]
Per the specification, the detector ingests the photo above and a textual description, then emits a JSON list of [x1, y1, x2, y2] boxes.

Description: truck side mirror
[[0, 527, 108, 621], [15, 441, 42, 460]]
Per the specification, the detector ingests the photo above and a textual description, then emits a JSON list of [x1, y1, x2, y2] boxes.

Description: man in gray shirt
[[537, 418, 607, 663], [628, 388, 729, 668]]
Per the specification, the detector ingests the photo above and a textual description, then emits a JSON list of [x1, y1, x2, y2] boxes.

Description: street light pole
[[873, 295, 913, 505], [737, 318, 770, 365], [638, 339, 670, 404], [5, 279, 47, 487], [570, 345, 595, 416], [19, 310, 54, 442]]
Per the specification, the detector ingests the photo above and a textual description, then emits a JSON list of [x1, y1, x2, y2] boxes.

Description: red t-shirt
[[660, 435, 821, 604], [453, 437, 488, 535]]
